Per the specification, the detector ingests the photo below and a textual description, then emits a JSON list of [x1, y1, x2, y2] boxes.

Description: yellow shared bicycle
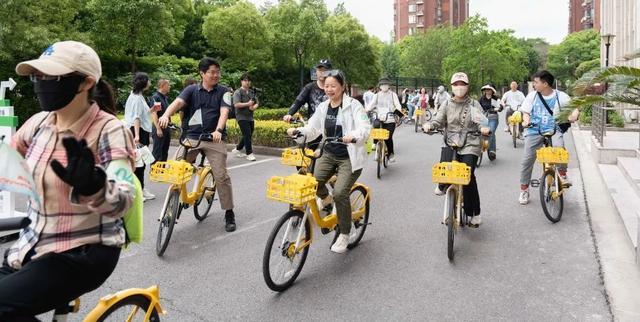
[[151, 124, 217, 256], [0, 218, 164, 321], [262, 135, 371, 292]]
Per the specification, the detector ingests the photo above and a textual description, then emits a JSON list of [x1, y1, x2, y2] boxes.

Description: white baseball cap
[[16, 41, 102, 81], [450, 72, 469, 85]]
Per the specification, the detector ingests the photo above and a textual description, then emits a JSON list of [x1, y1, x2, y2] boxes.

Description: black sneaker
[[321, 203, 333, 217], [224, 210, 236, 232], [488, 151, 496, 161]]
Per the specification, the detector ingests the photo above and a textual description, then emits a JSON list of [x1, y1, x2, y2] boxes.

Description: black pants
[[236, 120, 255, 155], [438, 148, 481, 217], [0, 244, 121, 320], [373, 122, 396, 155], [130, 127, 150, 189], [151, 126, 171, 164]]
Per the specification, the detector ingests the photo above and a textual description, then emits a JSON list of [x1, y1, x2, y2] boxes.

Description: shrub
[[226, 119, 296, 148], [253, 108, 289, 120]]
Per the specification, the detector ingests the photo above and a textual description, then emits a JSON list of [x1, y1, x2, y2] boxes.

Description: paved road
[[32, 120, 610, 320]]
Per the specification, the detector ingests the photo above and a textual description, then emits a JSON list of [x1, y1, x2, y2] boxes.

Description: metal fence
[[591, 102, 640, 149]]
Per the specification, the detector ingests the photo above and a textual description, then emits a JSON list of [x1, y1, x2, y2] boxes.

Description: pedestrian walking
[[149, 78, 171, 164], [124, 72, 156, 201], [232, 73, 259, 161]]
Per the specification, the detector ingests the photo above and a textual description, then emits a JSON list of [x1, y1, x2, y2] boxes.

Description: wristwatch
[[215, 128, 224, 134]]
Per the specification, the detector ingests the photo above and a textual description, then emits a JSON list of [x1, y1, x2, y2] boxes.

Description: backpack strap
[[536, 91, 554, 116]]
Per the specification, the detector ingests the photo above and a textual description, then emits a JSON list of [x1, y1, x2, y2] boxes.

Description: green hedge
[[579, 105, 625, 128], [226, 119, 298, 148]]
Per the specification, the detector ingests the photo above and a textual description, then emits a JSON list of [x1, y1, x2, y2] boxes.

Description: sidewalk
[[571, 128, 640, 321]]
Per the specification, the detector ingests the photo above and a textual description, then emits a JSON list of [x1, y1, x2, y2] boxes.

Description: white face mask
[[452, 85, 468, 98], [380, 85, 390, 92]]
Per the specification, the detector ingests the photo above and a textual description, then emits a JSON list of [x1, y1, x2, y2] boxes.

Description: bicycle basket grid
[[150, 160, 194, 184], [281, 148, 313, 167], [267, 174, 318, 204], [370, 128, 390, 140], [432, 161, 471, 185], [536, 147, 569, 164]]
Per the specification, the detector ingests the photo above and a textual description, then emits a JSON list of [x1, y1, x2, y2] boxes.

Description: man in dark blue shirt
[[158, 57, 237, 232], [149, 78, 171, 164]]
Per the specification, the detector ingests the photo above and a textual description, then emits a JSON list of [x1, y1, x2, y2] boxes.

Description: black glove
[[51, 137, 106, 196]]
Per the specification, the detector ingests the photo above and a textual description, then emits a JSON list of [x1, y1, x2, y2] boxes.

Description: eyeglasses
[[325, 69, 343, 77], [204, 69, 221, 76], [29, 73, 85, 83]]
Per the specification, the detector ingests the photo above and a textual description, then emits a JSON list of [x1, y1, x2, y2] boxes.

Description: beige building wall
[[600, 0, 639, 121]]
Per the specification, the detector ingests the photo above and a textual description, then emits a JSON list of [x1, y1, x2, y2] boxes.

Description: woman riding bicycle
[[366, 77, 402, 163], [0, 41, 136, 319], [423, 72, 490, 227], [286, 71, 371, 254], [478, 84, 502, 161]]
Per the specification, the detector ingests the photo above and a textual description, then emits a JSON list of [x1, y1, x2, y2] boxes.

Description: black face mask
[[33, 75, 86, 112]]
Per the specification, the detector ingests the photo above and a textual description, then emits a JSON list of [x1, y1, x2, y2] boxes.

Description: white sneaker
[[504, 127, 510, 133], [373, 153, 378, 161], [246, 153, 256, 161], [388, 154, 396, 163], [371, 143, 376, 151], [143, 189, 156, 201], [560, 175, 572, 186], [331, 234, 349, 254], [434, 186, 445, 196], [518, 190, 529, 205], [470, 215, 482, 227], [232, 148, 246, 158]]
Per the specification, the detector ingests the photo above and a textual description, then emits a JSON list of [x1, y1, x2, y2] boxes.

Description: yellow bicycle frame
[[158, 166, 212, 220], [84, 285, 165, 322]]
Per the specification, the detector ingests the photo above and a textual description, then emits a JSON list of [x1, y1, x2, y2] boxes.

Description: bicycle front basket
[[150, 160, 194, 184], [536, 147, 569, 164], [508, 111, 523, 124], [370, 128, 390, 140], [281, 148, 313, 167], [266, 174, 317, 205], [432, 161, 471, 185], [415, 109, 424, 116]]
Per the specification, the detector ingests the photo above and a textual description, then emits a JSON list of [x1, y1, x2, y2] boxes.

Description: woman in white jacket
[[287, 71, 371, 253]]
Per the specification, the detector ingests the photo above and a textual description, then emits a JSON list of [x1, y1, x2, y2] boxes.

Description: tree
[[89, 0, 185, 72], [398, 26, 453, 80], [380, 42, 400, 79], [202, 1, 272, 71], [266, 0, 327, 89], [547, 29, 600, 85], [323, 13, 380, 90], [441, 16, 528, 90]]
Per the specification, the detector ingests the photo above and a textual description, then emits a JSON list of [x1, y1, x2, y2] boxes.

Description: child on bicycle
[[286, 70, 371, 254], [0, 41, 136, 319], [366, 77, 402, 163], [518, 70, 579, 205], [423, 72, 490, 227]]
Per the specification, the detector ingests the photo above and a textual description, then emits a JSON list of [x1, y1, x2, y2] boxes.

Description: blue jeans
[[407, 103, 415, 118], [488, 118, 499, 153]]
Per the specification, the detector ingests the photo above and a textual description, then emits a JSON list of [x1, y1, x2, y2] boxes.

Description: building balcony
[[417, 11, 423, 16], [417, 23, 424, 28], [416, 0, 424, 4], [581, 14, 593, 24], [581, 0, 592, 7]]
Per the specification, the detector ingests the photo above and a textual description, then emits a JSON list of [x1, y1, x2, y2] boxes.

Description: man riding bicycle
[[423, 72, 490, 227], [286, 71, 371, 254], [158, 57, 237, 232], [433, 85, 451, 115], [501, 81, 526, 134], [0, 41, 135, 319], [518, 70, 579, 205], [366, 77, 402, 163]]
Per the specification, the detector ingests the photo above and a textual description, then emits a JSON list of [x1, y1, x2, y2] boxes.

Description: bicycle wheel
[[445, 189, 456, 261], [156, 189, 179, 256], [477, 152, 483, 167], [512, 124, 517, 148], [95, 294, 160, 322], [263, 210, 311, 292], [414, 116, 420, 132], [376, 142, 383, 179], [194, 171, 216, 221], [382, 143, 388, 169], [540, 169, 564, 223], [332, 185, 370, 249], [424, 109, 433, 122]]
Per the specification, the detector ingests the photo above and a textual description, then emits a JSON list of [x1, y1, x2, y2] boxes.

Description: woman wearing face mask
[[479, 84, 502, 161], [123, 72, 156, 201], [286, 71, 371, 254], [366, 78, 402, 163], [1, 41, 135, 319], [423, 72, 490, 227]]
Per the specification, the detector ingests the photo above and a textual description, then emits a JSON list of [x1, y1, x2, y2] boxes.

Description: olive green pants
[[313, 152, 362, 234]]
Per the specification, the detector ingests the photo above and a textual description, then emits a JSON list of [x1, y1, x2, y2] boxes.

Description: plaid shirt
[[8, 103, 136, 269]]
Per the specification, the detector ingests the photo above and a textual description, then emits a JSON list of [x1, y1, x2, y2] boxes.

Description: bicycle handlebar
[[0, 217, 31, 232], [168, 123, 211, 150]]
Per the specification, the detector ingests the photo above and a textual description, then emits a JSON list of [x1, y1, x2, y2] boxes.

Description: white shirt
[[434, 91, 451, 107], [521, 90, 571, 116], [367, 91, 401, 123], [363, 90, 375, 109], [501, 90, 526, 110]]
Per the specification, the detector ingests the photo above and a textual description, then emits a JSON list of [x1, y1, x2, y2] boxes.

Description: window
[[409, 15, 417, 24], [408, 27, 416, 35], [409, 4, 416, 13]]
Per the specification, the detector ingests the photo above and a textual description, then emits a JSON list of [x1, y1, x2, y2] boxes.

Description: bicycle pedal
[[530, 179, 540, 188], [562, 182, 572, 188], [320, 228, 331, 235]]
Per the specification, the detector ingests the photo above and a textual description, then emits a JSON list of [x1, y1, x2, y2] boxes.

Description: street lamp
[[601, 33, 616, 67], [296, 46, 304, 90]]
